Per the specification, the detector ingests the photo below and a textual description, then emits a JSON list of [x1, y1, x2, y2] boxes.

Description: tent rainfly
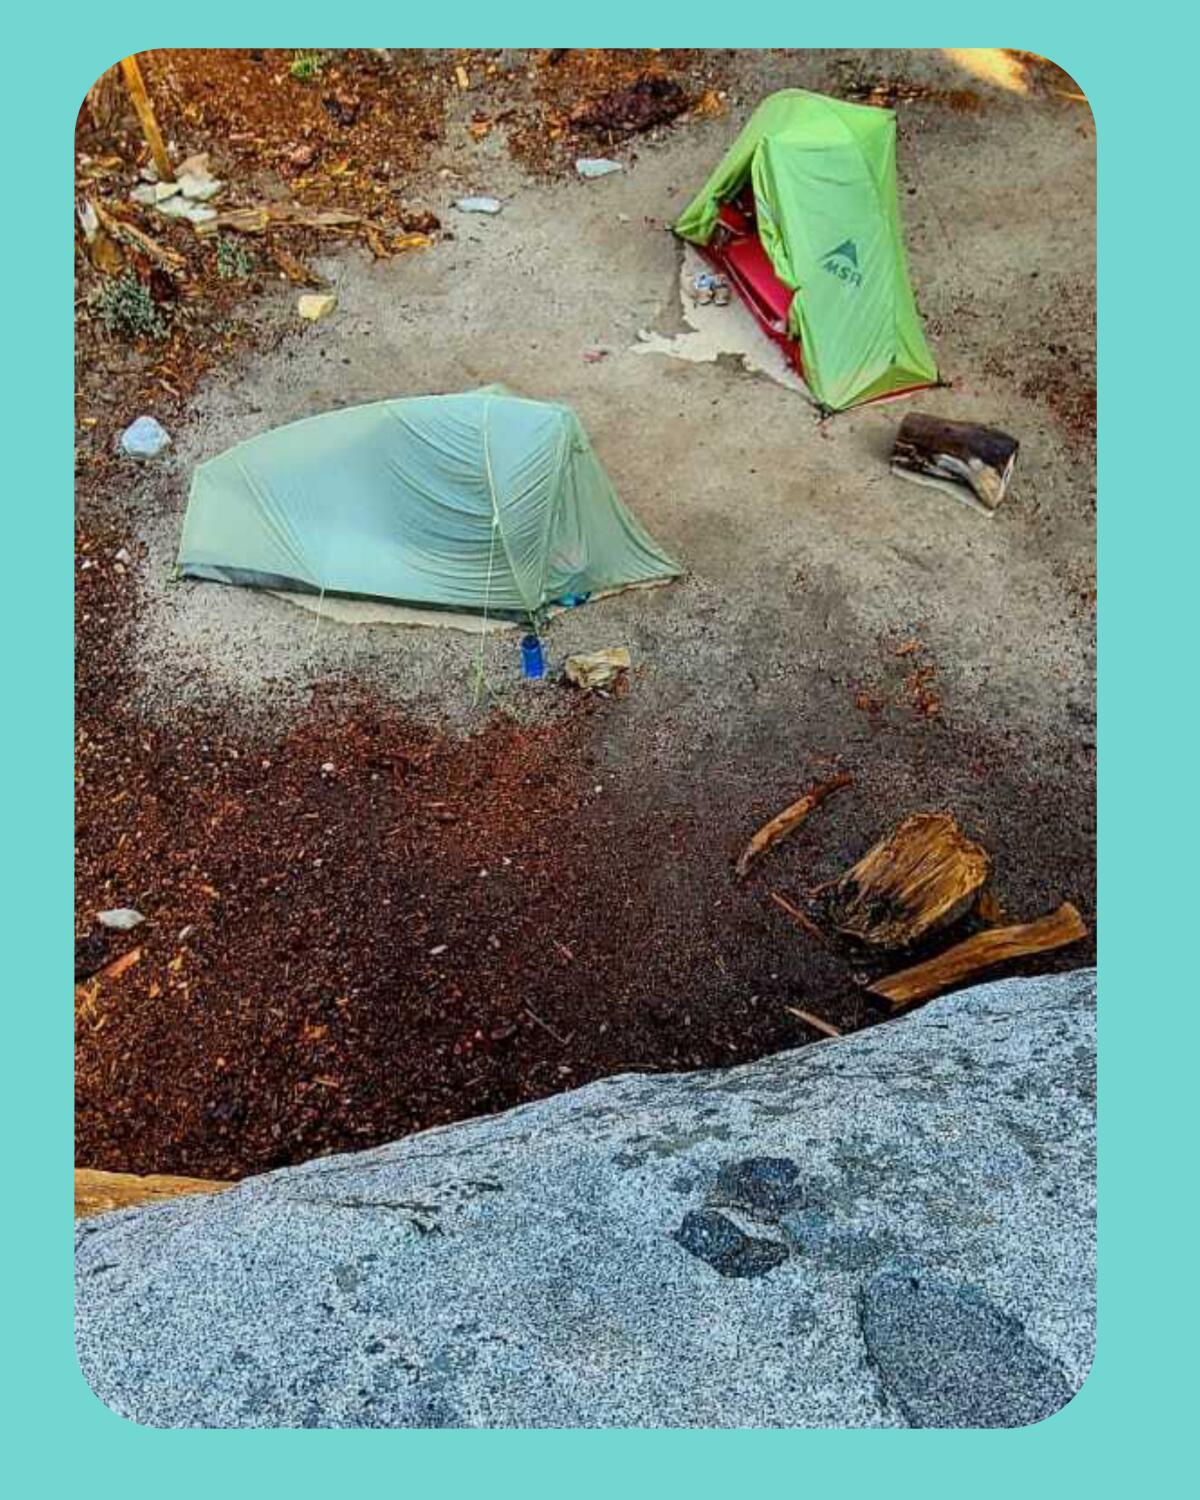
[[177, 388, 681, 621], [674, 89, 938, 411]]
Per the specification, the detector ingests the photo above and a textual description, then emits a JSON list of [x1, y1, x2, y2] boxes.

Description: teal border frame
[[12, 4, 1192, 1489]]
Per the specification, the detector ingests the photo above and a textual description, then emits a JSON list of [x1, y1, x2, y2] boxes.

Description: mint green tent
[[674, 90, 938, 411], [178, 388, 680, 621]]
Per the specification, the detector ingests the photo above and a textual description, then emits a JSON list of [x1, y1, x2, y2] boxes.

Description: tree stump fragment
[[822, 813, 990, 950]]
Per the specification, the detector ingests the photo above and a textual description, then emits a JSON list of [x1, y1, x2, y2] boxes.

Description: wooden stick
[[119, 55, 173, 183], [868, 902, 1087, 1010], [734, 772, 851, 879], [769, 890, 831, 947], [783, 1005, 842, 1038]]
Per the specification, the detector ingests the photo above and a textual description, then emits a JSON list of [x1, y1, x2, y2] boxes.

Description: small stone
[[120, 416, 170, 459], [98, 908, 145, 932], [114, 547, 131, 566], [429, 944, 448, 956], [177, 172, 224, 202], [299, 293, 338, 322], [320, 761, 336, 774], [156, 196, 218, 224], [178, 925, 196, 943], [576, 158, 624, 179], [453, 196, 502, 215]]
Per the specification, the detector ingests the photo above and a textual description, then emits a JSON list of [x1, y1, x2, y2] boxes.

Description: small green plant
[[93, 271, 167, 340], [216, 235, 255, 280], [290, 51, 323, 82]]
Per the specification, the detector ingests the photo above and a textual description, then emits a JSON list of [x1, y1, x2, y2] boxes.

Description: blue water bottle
[[520, 633, 545, 680]]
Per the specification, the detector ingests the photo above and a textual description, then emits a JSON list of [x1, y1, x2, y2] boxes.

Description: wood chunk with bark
[[868, 902, 1087, 1009], [892, 413, 1019, 514], [823, 813, 990, 949], [734, 773, 852, 879]]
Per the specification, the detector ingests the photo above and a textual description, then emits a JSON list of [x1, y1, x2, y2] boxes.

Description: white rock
[[576, 158, 624, 178], [453, 196, 502, 215], [119, 416, 170, 459], [299, 293, 338, 322], [98, 908, 145, 931]]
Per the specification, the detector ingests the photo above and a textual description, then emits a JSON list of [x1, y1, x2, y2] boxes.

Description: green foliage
[[216, 236, 255, 280], [290, 51, 323, 82], [93, 272, 167, 340]]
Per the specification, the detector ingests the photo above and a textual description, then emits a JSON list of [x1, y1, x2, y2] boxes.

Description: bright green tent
[[674, 89, 938, 411], [178, 388, 681, 621]]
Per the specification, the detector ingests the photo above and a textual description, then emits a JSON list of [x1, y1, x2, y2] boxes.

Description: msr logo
[[822, 240, 863, 288]]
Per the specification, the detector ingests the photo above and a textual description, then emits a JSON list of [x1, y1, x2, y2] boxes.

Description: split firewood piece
[[75, 1168, 234, 1220], [734, 772, 852, 880], [891, 413, 1019, 515], [868, 901, 1087, 1010], [824, 812, 990, 949]]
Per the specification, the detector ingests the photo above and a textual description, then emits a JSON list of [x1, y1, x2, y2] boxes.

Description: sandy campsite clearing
[[75, 49, 1094, 1180]]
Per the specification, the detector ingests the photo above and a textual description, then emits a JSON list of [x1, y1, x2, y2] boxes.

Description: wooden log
[[119, 55, 173, 183], [75, 1168, 233, 1220], [868, 901, 1087, 1009], [734, 773, 852, 879], [823, 812, 990, 950], [891, 412, 1019, 515]]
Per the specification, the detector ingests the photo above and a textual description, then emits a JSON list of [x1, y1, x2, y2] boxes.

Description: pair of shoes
[[692, 272, 730, 307]]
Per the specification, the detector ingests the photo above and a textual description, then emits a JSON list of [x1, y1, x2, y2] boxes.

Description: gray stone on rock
[[859, 1265, 1072, 1427], [75, 970, 1095, 1428]]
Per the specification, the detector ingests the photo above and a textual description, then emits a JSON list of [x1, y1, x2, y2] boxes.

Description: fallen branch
[[92, 198, 185, 273], [783, 1005, 842, 1039], [194, 203, 363, 238], [867, 902, 1087, 1010], [734, 773, 851, 880]]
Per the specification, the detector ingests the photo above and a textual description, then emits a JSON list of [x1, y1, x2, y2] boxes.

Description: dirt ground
[[75, 49, 1095, 1179]]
